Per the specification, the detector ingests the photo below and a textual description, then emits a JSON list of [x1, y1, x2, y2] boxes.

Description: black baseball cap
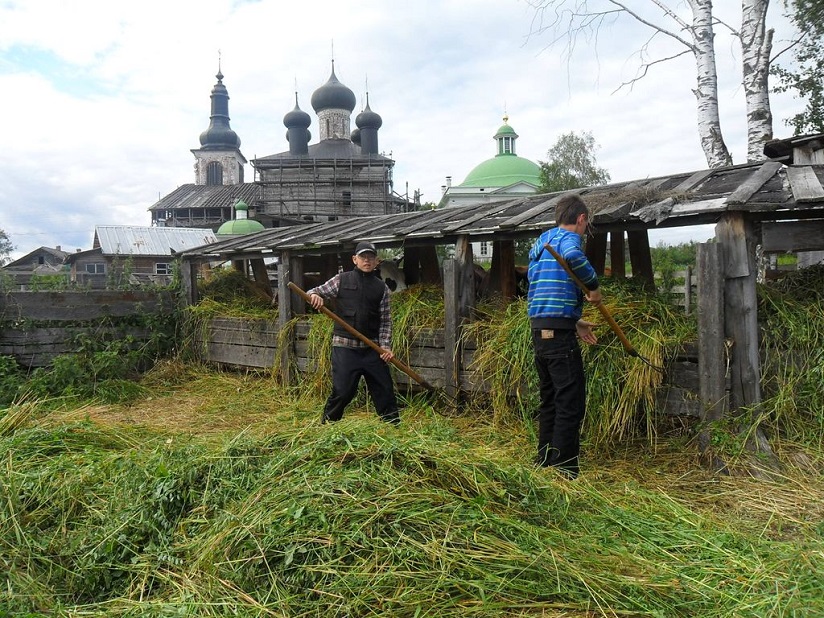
[[355, 241, 377, 256]]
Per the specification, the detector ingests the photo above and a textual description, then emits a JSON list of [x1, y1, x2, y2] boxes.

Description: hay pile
[[2, 390, 823, 617]]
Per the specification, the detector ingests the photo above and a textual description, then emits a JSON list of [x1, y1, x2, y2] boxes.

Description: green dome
[[217, 219, 265, 235], [494, 123, 517, 137], [217, 200, 264, 235], [460, 154, 541, 188]]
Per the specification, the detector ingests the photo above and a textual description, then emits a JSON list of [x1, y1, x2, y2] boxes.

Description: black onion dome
[[355, 101, 382, 130], [311, 64, 356, 113], [284, 96, 311, 129], [199, 70, 241, 149], [350, 127, 361, 145]]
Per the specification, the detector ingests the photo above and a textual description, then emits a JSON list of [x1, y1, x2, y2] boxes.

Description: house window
[[155, 263, 172, 275], [85, 263, 105, 274], [38, 256, 45, 265], [342, 191, 352, 207], [207, 161, 223, 186], [479, 241, 489, 257]]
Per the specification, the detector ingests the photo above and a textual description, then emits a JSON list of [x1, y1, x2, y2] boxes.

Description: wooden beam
[[762, 220, 824, 252]]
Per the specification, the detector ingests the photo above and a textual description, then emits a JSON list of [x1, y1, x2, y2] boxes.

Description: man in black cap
[[305, 241, 401, 424]]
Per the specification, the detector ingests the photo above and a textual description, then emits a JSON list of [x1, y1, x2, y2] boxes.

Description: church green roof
[[460, 154, 541, 188], [217, 219, 265, 235]]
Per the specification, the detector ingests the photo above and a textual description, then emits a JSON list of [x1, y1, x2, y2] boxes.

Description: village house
[[64, 226, 217, 288]]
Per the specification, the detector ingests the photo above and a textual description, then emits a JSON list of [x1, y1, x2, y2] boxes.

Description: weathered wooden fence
[[0, 290, 177, 368], [190, 315, 702, 416]]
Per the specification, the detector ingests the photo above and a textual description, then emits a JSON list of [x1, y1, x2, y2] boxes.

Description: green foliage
[[0, 228, 13, 267], [772, 0, 824, 133], [538, 131, 610, 193], [21, 334, 148, 404], [650, 241, 699, 292], [26, 273, 71, 291]]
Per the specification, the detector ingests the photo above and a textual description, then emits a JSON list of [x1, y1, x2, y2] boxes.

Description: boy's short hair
[[554, 193, 589, 226]]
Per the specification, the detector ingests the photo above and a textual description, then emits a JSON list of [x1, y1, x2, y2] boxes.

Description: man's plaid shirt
[[306, 272, 392, 350]]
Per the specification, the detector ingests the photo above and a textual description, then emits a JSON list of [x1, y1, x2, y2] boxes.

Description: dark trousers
[[531, 329, 586, 476], [322, 346, 400, 424]]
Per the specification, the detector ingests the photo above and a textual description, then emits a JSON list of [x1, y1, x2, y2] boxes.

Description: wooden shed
[[178, 133, 824, 426]]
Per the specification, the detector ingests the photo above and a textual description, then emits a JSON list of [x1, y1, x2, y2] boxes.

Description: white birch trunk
[[691, 0, 733, 168], [741, 0, 773, 162]]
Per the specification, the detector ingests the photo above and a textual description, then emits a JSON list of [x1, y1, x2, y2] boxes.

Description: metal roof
[[94, 226, 217, 256], [178, 159, 824, 261], [147, 183, 260, 213]]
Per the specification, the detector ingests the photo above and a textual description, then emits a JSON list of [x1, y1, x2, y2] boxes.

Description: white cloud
[[0, 0, 807, 258]]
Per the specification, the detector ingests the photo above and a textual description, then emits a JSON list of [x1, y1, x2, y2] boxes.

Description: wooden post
[[716, 213, 762, 412], [419, 245, 442, 284], [179, 258, 199, 306], [609, 231, 626, 279], [443, 259, 461, 408], [402, 246, 421, 285], [454, 235, 475, 319], [277, 251, 294, 385], [585, 232, 608, 275], [696, 243, 726, 429], [288, 254, 305, 316], [250, 258, 273, 299], [488, 239, 516, 299], [627, 230, 656, 291], [684, 265, 693, 316]]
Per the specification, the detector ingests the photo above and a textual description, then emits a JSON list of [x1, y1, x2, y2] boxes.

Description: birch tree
[[528, 1, 774, 167]]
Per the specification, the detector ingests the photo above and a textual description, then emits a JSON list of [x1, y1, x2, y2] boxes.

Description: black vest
[[333, 269, 386, 342]]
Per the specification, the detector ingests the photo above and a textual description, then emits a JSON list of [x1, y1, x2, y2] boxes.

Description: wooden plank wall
[[194, 316, 697, 414], [0, 290, 176, 368]]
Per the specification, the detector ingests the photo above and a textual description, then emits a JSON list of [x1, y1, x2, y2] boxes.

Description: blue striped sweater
[[527, 227, 599, 325]]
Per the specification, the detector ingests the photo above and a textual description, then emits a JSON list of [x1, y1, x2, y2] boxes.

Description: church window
[[238, 163, 244, 183], [207, 161, 224, 185], [342, 191, 352, 207]]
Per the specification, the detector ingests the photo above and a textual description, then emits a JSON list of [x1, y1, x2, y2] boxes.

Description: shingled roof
[[177, 158, 824, 260]]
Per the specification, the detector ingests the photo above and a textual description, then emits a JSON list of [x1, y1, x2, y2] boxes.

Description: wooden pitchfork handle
[[287, 281, 438, 392], [543, 243, 648, 362]]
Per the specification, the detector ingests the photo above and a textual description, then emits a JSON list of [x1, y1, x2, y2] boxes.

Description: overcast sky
[[0, 0, 804, 260]]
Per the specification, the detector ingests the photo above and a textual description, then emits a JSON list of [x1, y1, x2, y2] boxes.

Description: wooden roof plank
[[498, 195, 561, 228], [673, 169, 715, 192], [394, 203, 489, 235], [787, 165, 824, 202], [441, 200, 520, 233], [726, 161, 783, 205]]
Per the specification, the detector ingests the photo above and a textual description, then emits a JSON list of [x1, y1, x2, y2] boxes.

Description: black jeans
[[322, 346, 400, 424], [531, 328, 586, 476]]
